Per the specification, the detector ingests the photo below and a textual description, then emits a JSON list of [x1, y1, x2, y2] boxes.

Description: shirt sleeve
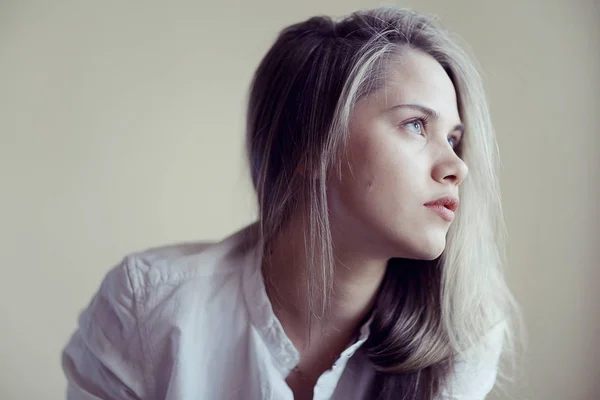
[[61, 255, 151, 400], [439, 321, 506, 400]]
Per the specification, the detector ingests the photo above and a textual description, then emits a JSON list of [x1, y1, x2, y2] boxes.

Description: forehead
[[370, 49, 460, 119]]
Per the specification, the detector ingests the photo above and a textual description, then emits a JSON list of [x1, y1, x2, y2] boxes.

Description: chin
[[405, 235, 447, 261], [421, 248, 444, 261]]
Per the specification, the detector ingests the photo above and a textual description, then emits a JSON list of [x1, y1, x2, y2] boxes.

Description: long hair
[[245, 6, 520, 399]]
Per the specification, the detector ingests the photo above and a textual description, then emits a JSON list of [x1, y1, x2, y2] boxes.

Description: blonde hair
[[246, 6, 520, 399]]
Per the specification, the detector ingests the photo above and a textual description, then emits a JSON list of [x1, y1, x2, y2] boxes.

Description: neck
[[262, 215, 388, 351]]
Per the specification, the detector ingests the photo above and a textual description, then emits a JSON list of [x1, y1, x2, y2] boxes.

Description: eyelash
[[404, 116, 429, 133], [402, 116, 461, 150]]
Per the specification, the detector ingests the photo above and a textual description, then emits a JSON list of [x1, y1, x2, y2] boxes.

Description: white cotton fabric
[[62, 223, 504, 400]]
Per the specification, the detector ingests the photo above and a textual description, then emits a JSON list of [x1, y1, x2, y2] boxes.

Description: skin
[[263, 48, 468, 400]]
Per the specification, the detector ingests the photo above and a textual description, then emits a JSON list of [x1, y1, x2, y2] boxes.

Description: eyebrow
[[388, 103, 465, 135]]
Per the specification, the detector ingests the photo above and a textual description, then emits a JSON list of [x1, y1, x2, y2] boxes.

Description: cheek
[[353, 139, 420, 198], [336, 134, 424, 219]]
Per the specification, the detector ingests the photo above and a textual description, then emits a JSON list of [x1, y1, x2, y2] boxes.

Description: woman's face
[[328, 49, 468, 261]]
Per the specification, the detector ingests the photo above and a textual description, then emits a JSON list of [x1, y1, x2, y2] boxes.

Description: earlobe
[[295, 164, 308, 178], [295, 163, 322, 180], [295, 158, 317, 178]]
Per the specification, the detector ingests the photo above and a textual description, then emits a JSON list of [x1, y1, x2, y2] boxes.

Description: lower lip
[[425, 205, 455, 222]]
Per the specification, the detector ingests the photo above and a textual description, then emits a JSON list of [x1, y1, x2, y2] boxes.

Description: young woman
[[62, 6, 519, 400]]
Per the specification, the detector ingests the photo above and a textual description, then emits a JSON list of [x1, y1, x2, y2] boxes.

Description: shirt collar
[[238, 222, 373, 372]]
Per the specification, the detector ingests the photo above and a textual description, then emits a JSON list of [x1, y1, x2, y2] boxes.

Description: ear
[[295, 158, 311, 177], [295, 163, 307, 176], [294, 158, 320, 179]]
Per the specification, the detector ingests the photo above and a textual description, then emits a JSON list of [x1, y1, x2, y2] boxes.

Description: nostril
[[444, 174, 457, 183]]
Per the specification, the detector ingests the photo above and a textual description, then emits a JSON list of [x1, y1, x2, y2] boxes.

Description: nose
[[431, 149, 469, 187]]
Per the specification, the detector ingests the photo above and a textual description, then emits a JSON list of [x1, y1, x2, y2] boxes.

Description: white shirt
[[62, 222, 504, 400]]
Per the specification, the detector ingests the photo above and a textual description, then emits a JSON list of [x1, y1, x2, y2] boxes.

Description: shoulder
[[62, 223, 260, 398], [440, 321, 507, 400], [117, 223, 259, 320], [76, 222, 261, 347]]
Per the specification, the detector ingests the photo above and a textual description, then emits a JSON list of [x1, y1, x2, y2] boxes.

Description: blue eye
[[448, 135, 461, 149], [404, 119, 424, 135]]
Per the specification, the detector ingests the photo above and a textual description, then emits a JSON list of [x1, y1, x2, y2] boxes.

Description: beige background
[[1, 0, 598, 399]]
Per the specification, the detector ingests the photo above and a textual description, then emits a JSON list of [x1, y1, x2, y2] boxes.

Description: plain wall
[[1, 1, 598, 399]]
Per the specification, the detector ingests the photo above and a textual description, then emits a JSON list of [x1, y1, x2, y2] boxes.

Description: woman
[[62, 6, 519, 400]]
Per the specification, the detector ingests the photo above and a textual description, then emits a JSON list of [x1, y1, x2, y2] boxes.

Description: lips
[[424, 196, 459, 222], [424, 196, 459, 212]]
